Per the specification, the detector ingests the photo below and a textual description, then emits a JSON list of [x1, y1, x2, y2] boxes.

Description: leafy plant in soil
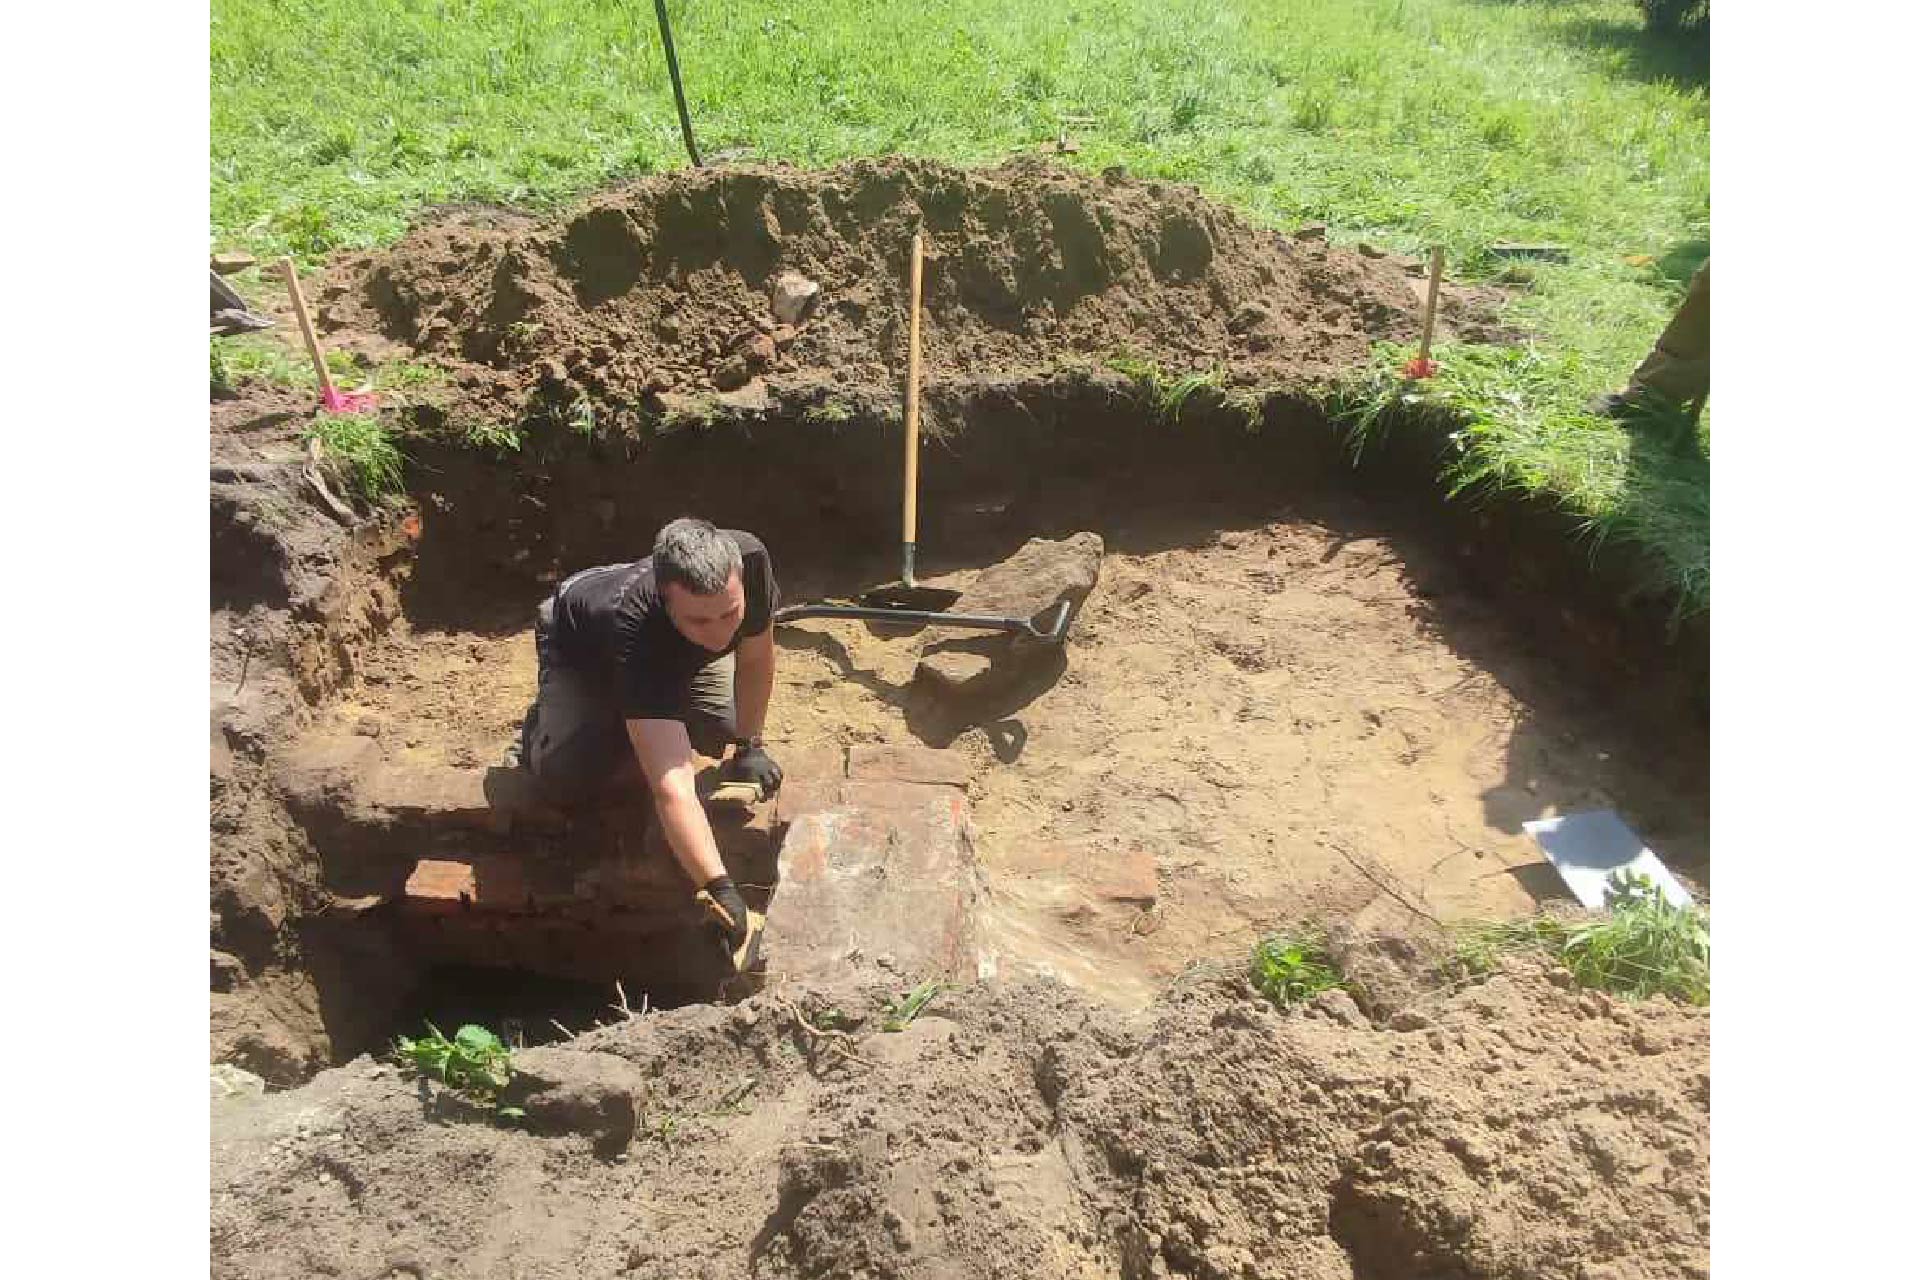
[[393, 1022, 524, 1119], [1250, 929, 1345, 1008]]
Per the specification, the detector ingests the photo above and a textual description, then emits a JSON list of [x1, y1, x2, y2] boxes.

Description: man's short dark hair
[[652, 517, 743, 595]]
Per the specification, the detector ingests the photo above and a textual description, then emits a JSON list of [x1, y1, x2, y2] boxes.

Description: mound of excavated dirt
[[314, 156, 1504, 427], [211, 959, 1707, 1280]]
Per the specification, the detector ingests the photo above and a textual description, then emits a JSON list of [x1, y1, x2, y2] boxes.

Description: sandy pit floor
[[296, 488, 1706, 1012]]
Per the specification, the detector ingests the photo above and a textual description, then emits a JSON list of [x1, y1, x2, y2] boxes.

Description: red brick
[[403, 860, 475, 913]]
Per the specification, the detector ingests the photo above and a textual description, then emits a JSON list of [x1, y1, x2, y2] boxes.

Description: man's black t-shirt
[[547, 530, 779, 721]]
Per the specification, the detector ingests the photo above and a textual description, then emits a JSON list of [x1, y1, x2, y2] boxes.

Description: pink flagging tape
[[321, 387, 380, 414]]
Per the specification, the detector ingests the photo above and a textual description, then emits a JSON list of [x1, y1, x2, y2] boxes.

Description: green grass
[[213, 0, 1706, 604], [1108, 353, 1225, 423], [882, 979, 943, 1031], [305, 411, 406, 501], [1454, 872, 1710, 1004], [1250, 928, 1345, 1008], [1335, 339, 1710, 615]]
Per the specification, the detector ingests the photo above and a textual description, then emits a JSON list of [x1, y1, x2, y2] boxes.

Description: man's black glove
[[721, 737, 783, 796], [698, 875, 752, 954]]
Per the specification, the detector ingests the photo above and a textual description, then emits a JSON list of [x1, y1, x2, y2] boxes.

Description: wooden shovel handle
[[276, 256, 337, 401], [1417, 245, 1445, 363], [903, 231, 924, 552]]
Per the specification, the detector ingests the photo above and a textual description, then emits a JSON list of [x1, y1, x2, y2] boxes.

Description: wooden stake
[[277, 257, 338, 401], [902, 229, 925, 587], [1416, 245, 1445, 366]]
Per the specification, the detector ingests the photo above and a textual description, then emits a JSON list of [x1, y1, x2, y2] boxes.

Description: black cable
[[652, 0, 703, 168]]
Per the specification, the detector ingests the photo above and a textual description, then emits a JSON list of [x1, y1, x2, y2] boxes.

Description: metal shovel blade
[[773, 595, 1082, 644]]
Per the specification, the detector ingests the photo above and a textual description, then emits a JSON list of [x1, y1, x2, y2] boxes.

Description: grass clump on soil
[[1333, 336, 1710, 618], [213, 0, 1706, 609], [305, 411, 405, 502], [882, 980, 943, 1031], [1454, 872, 1710, 1004], [393, 1022, 525, 1119], [1250, 928, 1345, 1008], [1107, 354, 1224, 424]]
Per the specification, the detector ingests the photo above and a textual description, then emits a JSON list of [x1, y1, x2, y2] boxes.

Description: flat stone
[[764, 782, 983, 983], [211, 251, 257, 275], [846, 744, 971, 789], [916, 532, 1103, 696], [1293, 223, 1327, 242]]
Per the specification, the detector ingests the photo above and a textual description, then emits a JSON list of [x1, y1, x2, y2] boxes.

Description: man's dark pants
[[521, 589, 736, 807]]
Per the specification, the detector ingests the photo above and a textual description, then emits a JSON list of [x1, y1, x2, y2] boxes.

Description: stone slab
[[916, 533, 1102, 696], [764, 781, 984, 983]]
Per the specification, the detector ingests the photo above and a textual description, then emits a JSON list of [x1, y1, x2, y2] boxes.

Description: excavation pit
[[213, 379, 1707, 1080], [209, 157, 1705, 1081]]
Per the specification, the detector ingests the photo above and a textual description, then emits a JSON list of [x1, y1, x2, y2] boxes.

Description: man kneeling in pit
[[517, 517, 783, 957]]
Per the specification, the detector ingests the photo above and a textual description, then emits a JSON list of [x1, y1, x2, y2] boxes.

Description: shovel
[[859, 230, 962, 613]]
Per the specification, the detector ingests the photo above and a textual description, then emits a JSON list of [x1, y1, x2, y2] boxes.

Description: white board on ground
[[1523, 809, 1694, 912]]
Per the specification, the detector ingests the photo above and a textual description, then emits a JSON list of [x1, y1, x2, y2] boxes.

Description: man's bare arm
[[626, 717, 726, 887], [733, 625, 776, 741]]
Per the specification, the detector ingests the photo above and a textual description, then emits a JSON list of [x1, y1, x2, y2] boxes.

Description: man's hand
[[721, 737, 783, 796], [698, 875, 752, 953]]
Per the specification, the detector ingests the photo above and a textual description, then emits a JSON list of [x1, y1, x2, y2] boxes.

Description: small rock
[[1311, 989, 1368, 1029], [1357, 242, 1387, 259], [501, 1047, 645, 1155], [655, 317, 682, 342], [1227, 302, 1272, 335], [712, 356, 753, 391], [211, 251, 257, 274], [353, 717, 383, 739], [739, 332, 778, 371], [1387, 1008, 1432, 1032], [211, 1063, 268, 1099], [770, 271, 821, 325], [1293, 223, 1327, 242], [731, 1002, 761, 1029]]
